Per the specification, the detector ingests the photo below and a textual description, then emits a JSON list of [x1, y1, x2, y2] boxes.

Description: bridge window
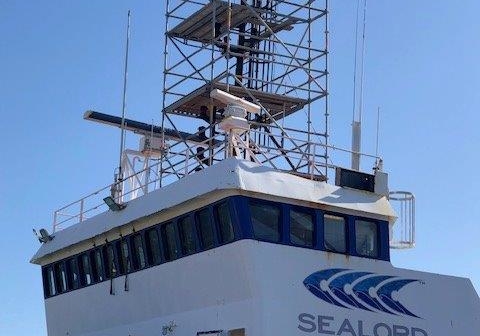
[[290, 209, 314, 247], [250, 202, 281, 242], [132, 234, 146, 270], [45, 266, 56, 297], [92, 249, 105, 282], [67, 258, 80, 290], [162, 222, 179, 261], [54, 262, 67, 293], [355, 220, 378, 257], [215, 202, 234, 244], [196, 208, 215, 249], [179, 216, 197, 255], [118, 240, 131, 274], [80, 253, 93, 286], [104, 245, 117, 278], [324, 214, 346, 253], [146, 228, 162, 265]]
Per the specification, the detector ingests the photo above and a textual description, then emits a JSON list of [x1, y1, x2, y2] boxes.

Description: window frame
[[66, 257, 80, 291], [54, 261, 68, 294], [214, 200, 237, 245], [177, 214, 198, 256], [354, 218, 380, 259], [103, 243, 119, 279], [79, 252, 94, 287], [161, 221, 180, 261], [116, 238, 132, 275], [288, 205, 315, 248], [322, 212, 348, 254], [195, 207, 217, 250], [131, 232, 147, 270], [145, 227, 163, 266], [42, 265, 56, 298], [248, 199, 282, 243]]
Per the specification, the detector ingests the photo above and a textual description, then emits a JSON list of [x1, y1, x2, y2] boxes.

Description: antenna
[[351, 0, 367, 171], [113, 10, 131, 199], [375, 106, 380, 162]]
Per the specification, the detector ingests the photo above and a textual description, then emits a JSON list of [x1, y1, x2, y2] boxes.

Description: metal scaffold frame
[[160, 0, 330, 182]]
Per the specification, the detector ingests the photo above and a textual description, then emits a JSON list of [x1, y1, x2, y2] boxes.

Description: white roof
[[31, 158, 396, 264]]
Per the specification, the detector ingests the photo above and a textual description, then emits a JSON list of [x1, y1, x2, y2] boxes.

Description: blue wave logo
[[303, 269, 421, 318]]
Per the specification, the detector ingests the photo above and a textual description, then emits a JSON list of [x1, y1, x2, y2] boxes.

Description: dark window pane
[[324, 215, 346, 253], [54, 263, 67, 293], [250, 202, 280, 242], [93, 249, 105, 282], [118, 240, 131, 274], [290, 210, 314, 247], [105, 245, 117, 278], [132, 234, 146, 269], [146, 228, 162, 265], [179, 216, 197, 255], [215, 202, 235, 244], [67, 258, 80, 290], [196, 209, 215, 249], [162, 222, 179, 261], [355, 220, 378, 257], [81, 254, 93, 286], [46, 266, 56, 297]]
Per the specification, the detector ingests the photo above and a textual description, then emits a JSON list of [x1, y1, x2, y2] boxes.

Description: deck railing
[[52, 126, 381, 232]]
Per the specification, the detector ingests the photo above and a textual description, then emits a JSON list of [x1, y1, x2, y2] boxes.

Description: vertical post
[[209, 1, 217, 166], [144, 155, 150, 195], [324, 0, 330, 178], [53, 211, 58, 233], [185, 149, 189, 176], [226, 0, 232, 92], [307, 0, 312, 152], [160, 0, 171, 188], [79, 199, 84, 222]]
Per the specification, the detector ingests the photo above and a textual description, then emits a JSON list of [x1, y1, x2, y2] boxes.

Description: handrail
[[52, 128, 381, 233]]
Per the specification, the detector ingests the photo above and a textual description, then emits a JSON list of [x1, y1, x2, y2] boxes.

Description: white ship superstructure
[[31, 1, 480, 336]]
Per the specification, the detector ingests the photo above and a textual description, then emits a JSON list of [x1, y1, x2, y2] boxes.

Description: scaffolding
[[160, 0, 330, 183]]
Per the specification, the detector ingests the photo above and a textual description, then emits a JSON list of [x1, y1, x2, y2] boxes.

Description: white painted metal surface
[[31, 158, 396, 264], [43, 240, 480, 336]]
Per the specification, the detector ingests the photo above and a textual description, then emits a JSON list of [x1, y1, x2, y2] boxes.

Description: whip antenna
[[113, 10, 131, 200], [351, 0, 367, 171]]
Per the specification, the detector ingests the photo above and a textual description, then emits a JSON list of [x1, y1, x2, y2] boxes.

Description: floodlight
[[103, 196, 127, 212]]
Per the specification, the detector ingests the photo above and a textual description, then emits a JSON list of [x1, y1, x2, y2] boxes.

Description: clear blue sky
[[1, 1, 479, 335]]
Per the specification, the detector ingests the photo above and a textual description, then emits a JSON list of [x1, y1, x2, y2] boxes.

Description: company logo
[[303, 269, 421, 318]]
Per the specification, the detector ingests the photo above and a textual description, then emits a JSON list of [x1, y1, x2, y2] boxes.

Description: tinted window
[[355, 220, 378, 257], [146, 228, 162, 265], [80, 253, 93, 286], [215, 202, 235, 244], [67, 258, 80, 290], [55, 263, 67, 293], [45, 266, 56, 297], [196, 209, 215, 249], [250, 202, 280, 242], [324, 215, 346, 253], [92, 249, 105, 282], [118, 240, 131, 274], [132, 234, 146, 270], [178, 216, 197, 255], [162, 222, 179, 261], [105, 245, 117, 278], [290, 209, 314, 247]]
